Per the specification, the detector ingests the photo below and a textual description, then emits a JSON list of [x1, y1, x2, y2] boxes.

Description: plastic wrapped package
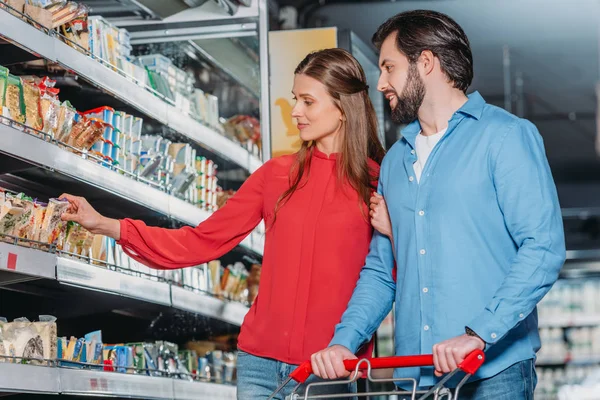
[[0, 194, 27, 235], [11, 196, 34, 239], [38, 78, 61, 137], [0, 66, 8, 110], [90, 234, 107, 265], [66, 114, 89, 147], [30, 200, 47, 242], [38, 198, 69, 244], [55, 101, 76, 143], [0, 318, 57, 364], [4, 75, 25, 123], [76, 119, 107, 151], [49, 2, 88, 29]]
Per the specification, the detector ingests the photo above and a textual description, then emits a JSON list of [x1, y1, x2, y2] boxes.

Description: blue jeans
[[397, 359, 537, 400], [236, 350, 356, 399]]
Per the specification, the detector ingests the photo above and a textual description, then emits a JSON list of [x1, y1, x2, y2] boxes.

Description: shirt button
[[424, 325, 430, 331], [411, 150, 416, 155], [409, 176, 414, 182], [418, 210, 425, 216], [420, 249, 426, 255], [423, 287, 429, 293], [519, 313, 524, 318], [491, 333, 497, 339]]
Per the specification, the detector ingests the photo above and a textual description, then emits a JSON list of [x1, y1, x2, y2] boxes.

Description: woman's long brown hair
[[273, 48, 386, 223]]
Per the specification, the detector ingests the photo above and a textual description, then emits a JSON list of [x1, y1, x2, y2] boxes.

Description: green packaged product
[[4, 75, 25, 123], [0, 66, 8, 110]]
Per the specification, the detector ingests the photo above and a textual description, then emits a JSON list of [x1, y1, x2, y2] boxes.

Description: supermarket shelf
[[60, 368, 175, 399], [0, 363, 236, 399], [171, 285, 249, 326], [0, 362, 60, 394], [0, 123, 263, 257], [0, 240, 250, 326], [0, 240, 56, 280], [0, 9, 262, 173], [56, 257, 172, 306], [539, 314, 600, 328], [173, 379, 236, 400], [0, 123, 172, 217]]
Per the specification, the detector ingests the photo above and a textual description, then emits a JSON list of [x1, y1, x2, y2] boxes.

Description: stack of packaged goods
[[0, 65, 108, 154], [195, 156, 219, 212], [0, 2, 260, 157], [85, 106, 144, 174], [0, 318, 239, 384], [190, 87, 221, 129], [223, 115, 262, 157], [1, 186, 260, 306], [170, 260, 260, 305]]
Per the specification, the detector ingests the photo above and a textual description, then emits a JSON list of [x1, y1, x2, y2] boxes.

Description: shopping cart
[[268, 349, 485, 400]]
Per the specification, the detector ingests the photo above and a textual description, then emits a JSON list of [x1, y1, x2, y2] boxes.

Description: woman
[[60, 48, 393, 399]]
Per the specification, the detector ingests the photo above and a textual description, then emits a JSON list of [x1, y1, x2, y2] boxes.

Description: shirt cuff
[[329, 327, 367, 354], [117, 219, 129, 246], [467, 309, 511, 346]]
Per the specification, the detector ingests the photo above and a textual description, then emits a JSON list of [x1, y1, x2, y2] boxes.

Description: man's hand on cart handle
[[432, 334, 485, 377], [310, 344, 358, 380]]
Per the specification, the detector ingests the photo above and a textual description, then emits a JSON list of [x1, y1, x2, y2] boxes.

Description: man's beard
[[390, 63, 426, 125]]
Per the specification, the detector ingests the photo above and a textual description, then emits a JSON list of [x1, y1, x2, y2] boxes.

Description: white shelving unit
[[0, 239, 250, 326], [0, 123, 264, 256], [0, 363, 235, 399], [0, 2, 270, 397], [0, 9, 263, 173]]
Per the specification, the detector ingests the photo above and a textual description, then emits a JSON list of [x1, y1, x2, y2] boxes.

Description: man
[[310, 9, 566, 399]]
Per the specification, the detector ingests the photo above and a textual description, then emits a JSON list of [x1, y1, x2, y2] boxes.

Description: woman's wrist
[[95, 217, 121, 240]]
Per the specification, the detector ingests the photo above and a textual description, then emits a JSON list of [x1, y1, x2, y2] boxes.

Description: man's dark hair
[[373, 10, 473, 92]]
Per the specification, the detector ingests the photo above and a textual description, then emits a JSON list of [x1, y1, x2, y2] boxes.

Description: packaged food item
[[0, 319, 57, 364], [0, 66, 8, 110], [29, 202, 47, 237], [55, 101, 76, 143], [4, 75, 25, 123], [75, 118, 105, 150], [208, 260, 222, 297], [11, 196, 34, 239], [66, 115, 89, 147], [22, 78, 44, 131], [90, 234, 107, 264], [49, 2, 87, 29], [1, 0, 26, 18], [61, 16, 89, 51], [39, 198, 69, 244], [24, 3, 53, 29], [37, 78, 61, 136], [0, 194, 27, 235]]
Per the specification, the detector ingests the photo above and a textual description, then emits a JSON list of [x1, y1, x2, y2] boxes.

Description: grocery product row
[[538, 279, 600, 327], [0, 63, 236, 211], [0, 121, 266, 255], [0, 317, 237, 399], [537, 326, 600, 365], [536, 365, 600, 400], [0, 3, 263, 170], [1, 189, 261, 325]]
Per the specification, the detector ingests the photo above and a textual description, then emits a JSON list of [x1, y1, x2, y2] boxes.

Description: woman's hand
[[60, 193, 121, 240], [370, 193, 392, 240]]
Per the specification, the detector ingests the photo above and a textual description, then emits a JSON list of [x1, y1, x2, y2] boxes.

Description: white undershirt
[[413, 128, 447, 183]]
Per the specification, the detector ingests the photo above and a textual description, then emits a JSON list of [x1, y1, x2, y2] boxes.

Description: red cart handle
[[290, 349, 485, 383]]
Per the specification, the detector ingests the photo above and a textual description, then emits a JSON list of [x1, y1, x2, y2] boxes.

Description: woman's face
[[291, 73, 343, 143]]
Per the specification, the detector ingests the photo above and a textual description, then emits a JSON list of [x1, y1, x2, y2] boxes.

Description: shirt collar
[[400, 91, 486, 146]]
